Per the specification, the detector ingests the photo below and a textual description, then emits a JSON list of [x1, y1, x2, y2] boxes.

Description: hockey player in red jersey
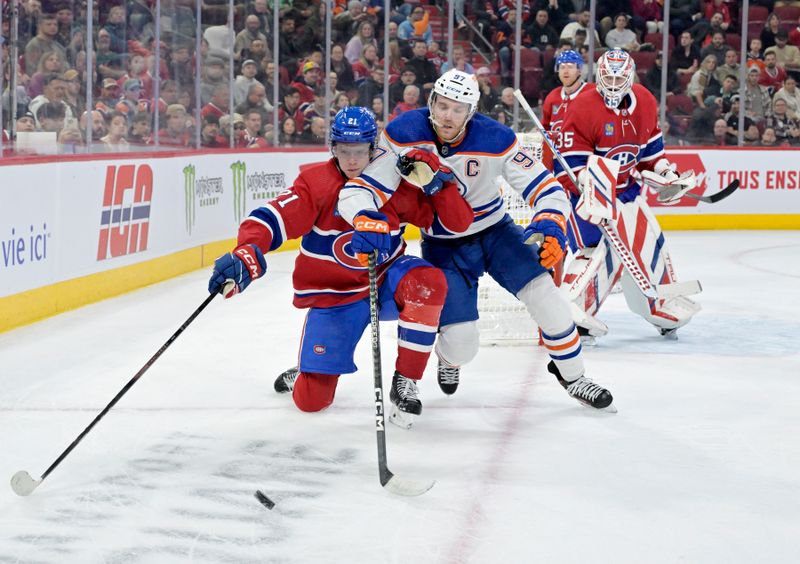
[[541, 49, 591, 170], [208, 107, 473, 429], [554, 49, 701, 341]]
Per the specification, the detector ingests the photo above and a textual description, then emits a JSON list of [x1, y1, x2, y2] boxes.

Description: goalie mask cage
[[476, 131, 545, 345]]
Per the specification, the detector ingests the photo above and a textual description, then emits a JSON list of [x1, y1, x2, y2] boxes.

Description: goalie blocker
[[564, 155, 701, 337]]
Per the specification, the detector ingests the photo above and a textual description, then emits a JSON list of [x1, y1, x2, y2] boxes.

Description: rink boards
[[1, 146, 798, 332]]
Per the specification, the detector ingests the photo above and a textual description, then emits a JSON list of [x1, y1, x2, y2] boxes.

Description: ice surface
[[1, 232, 799, 563]]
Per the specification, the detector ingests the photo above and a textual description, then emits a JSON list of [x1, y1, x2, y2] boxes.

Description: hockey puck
[[254, 490, 275, 510]]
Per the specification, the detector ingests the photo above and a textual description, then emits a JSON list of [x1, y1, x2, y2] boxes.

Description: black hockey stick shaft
[[36, 292, 218, 484], [368, 252, 395, 487], [683, 178, 740, 203]]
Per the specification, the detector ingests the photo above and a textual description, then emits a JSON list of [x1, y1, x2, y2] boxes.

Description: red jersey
[[541, 81, 591, 169], [555, 83, 665, 196], [237, 159, 472, 309]]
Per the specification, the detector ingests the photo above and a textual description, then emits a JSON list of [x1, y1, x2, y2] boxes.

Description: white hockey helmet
[[428, 69, 480, 140], [596, 49, 635, 109]]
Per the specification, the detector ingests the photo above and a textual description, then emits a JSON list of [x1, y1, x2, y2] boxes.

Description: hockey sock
[[292, 372, 339, 412], [394, 267, 447, 379]]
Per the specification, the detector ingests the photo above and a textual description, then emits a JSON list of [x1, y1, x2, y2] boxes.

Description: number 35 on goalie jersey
[[339, 109, 571, 238]]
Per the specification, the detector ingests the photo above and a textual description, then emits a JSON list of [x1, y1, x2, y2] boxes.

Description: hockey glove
[[352, 210, 392, 267], [523, 210, 567, 269], [398, 149, 454, 196], [208, 244, 267, 298], [641, 159, 697, 203]]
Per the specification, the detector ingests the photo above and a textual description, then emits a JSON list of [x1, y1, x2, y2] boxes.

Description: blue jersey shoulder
[[384, 109, 437, 145], [456, 113, 516, 155]]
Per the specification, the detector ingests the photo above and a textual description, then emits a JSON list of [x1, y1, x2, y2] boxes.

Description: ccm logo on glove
[[234, 246, 264, 279]]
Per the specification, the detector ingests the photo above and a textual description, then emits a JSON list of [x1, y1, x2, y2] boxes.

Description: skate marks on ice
[[2, 431, 356, 563]]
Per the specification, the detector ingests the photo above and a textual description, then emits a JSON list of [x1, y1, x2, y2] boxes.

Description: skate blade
[[389, 406, 417, 430]]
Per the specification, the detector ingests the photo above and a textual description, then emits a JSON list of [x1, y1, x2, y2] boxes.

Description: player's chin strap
[[427, 93, 474, 144], [512, 89, 692, 303], [640, 159, 697, 203]]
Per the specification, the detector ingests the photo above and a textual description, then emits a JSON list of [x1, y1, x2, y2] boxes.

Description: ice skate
[[437, 360, 460, 395], [547, 361, 616, 413], [389, 372, 422, 429], [274, 366, 298, 393]]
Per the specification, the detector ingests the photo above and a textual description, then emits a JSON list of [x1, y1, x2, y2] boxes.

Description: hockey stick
[[367, 251, 435, 497], [515, 89, 664, 300], [10, 291, 220, 496], [683, 178, 739, 203]]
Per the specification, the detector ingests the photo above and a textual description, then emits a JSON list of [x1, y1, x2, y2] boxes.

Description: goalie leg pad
[[435, 321, 480, 367], [517, 274, 584, 380], [561, 241, 623, 335], [293, 372, 339, 412]]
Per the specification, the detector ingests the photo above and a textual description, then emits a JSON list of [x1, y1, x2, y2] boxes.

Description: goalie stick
[[514, 90, 696, 302], [11, 290, 221, 496], [683, 178, 740, 203], [367, 251, 435, 497]]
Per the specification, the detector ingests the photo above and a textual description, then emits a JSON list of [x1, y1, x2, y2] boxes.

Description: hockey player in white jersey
[[337, 69, 615, 411]]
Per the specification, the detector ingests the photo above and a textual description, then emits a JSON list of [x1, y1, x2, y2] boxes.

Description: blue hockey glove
[[208, 244, 267, 298], [352, 210, 391, 267], [523, 210, 567, 269]]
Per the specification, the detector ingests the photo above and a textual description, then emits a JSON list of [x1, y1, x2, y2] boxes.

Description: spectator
[[331, 44, 356, 91], [700, 31, 727, 66], [560, 10, 599, 44], [631, 0, 663, 35], [687, 55, 719, 108], [99, 111, 130, 152], [158, 104, 191, 147], [249, 0, 273, 31], [774, 76, 800, 119], [168, 42, 195, 88], [234, 59, 260, 106], [241, 38, 271, 67], [201, 57, 228, 106], [115, 79, 145, 119], [671, 31, 701, 78], [278, 86, 305, 132], [199, 115, 225, 148], [128, 112, 152, 145], [389, 66, 419, 107], [406, 39, 438, 93], [765, 31, 800, 77], [723, 96, 759, 145], [95, 28, 125, 80], [471, 0, 499, 41], [24, 13, 66, 76], [644, 52, 680, 99], [491, 87, 535, 129], [758, 127, 779, 146], [425, 40, 446, 73], [299, 115, 327, 145], [371, 94, 385, 128], [668, 0, 702, 39], [328, 71, 344, 100], [202, 83, 230, 120], [29, 73, 74, 128], [761, 13, 782, 51], [389, 84, 421, 121], [277, 17, 305, 71], [95, 78, 122, 112], [747, 37, 765, 71], [356, 65, 385, 107], [332, 92, 351, 113], [17, 110, 37, 133], [715, 49, 741, 85], [789, 16, 800, 49], [302, 1, 328, 51], [712, 118, 729, 145], [712, 74, 739, 107], [235, 15, 268, 62], [759, 51, 787, 95], [279, 115, 301, 146], [745, 66, 771, 122], [27, 50, 66, 98], [291, 61, 322, 105], [345, 20, 378, 64], [301, 87, 332, 131], [79, 109, 108, 142], [475, 66, 500, 115], [398, 6, 433, 46], [606, 14, 640, 52], [351, 43, 380, 84], [235, 83, 273, 124], [103, 5, 127, 54], [238, 108, 270, 148], [117, 53, 154, 101], [765, 97, 800, 144], [528, 9, 559, 51], [36, 100, 66, 133], [691, 11, 725, 48], [219, 113, 245, 142], [440, 44, 475, 74], [704, 0, 731, 32], [333, 1, 374, 43], [687, 95, 723, 144]]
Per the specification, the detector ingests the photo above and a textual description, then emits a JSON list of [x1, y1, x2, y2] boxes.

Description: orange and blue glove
[[523, 210, 567, 269]]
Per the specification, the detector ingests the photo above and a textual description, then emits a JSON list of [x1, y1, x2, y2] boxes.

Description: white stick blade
[[657, 280, 703, 299], [11, 470, 40, 496], [384, 476, 436, 497]]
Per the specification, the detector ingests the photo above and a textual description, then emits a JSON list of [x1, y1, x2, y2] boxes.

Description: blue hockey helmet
[[330, 107, 378, 145], [555, 49, 584, 70]]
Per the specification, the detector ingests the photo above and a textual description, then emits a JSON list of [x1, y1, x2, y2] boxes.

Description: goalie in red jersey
[[208, 107, 473, 429]]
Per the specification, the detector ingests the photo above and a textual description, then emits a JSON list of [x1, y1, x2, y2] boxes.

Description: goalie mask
[[596, 49, 635, 110], [428, 69, 480, 142]]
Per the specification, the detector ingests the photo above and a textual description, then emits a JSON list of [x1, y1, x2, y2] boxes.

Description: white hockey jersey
[[338, 108, 571, 238]]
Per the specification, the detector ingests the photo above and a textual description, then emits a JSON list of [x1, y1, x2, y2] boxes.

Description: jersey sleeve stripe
[[344, 178, 389, 206], [247, 208, 284, 250], [525, 177, 560, 207], [359, 173, 394, 198], [532, 185, 564, 207], [474, 197, 505, 217]]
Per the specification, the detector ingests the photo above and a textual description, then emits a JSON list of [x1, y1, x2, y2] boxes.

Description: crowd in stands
[[3, 0, 800, 153]]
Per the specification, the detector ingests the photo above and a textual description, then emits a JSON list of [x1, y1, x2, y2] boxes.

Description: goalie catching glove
[[352, 210, 392, 266], [523, 210, 568, 269], [640, 159, 697, 203], [209, 244, 267, 298], [398, 148, 454, 196]]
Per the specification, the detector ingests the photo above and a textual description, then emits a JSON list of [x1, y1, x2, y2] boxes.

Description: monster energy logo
[[232, 161, 247, 223], [183, 164, 196, 234]]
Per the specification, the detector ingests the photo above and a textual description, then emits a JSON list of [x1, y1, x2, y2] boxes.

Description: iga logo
[[97, 164, 153, 260], [645, 153, 706, 208]]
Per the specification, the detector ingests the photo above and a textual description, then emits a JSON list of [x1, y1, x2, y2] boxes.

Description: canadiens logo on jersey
[[604, 123, 614, 136], [604, 144, 641, 176]]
